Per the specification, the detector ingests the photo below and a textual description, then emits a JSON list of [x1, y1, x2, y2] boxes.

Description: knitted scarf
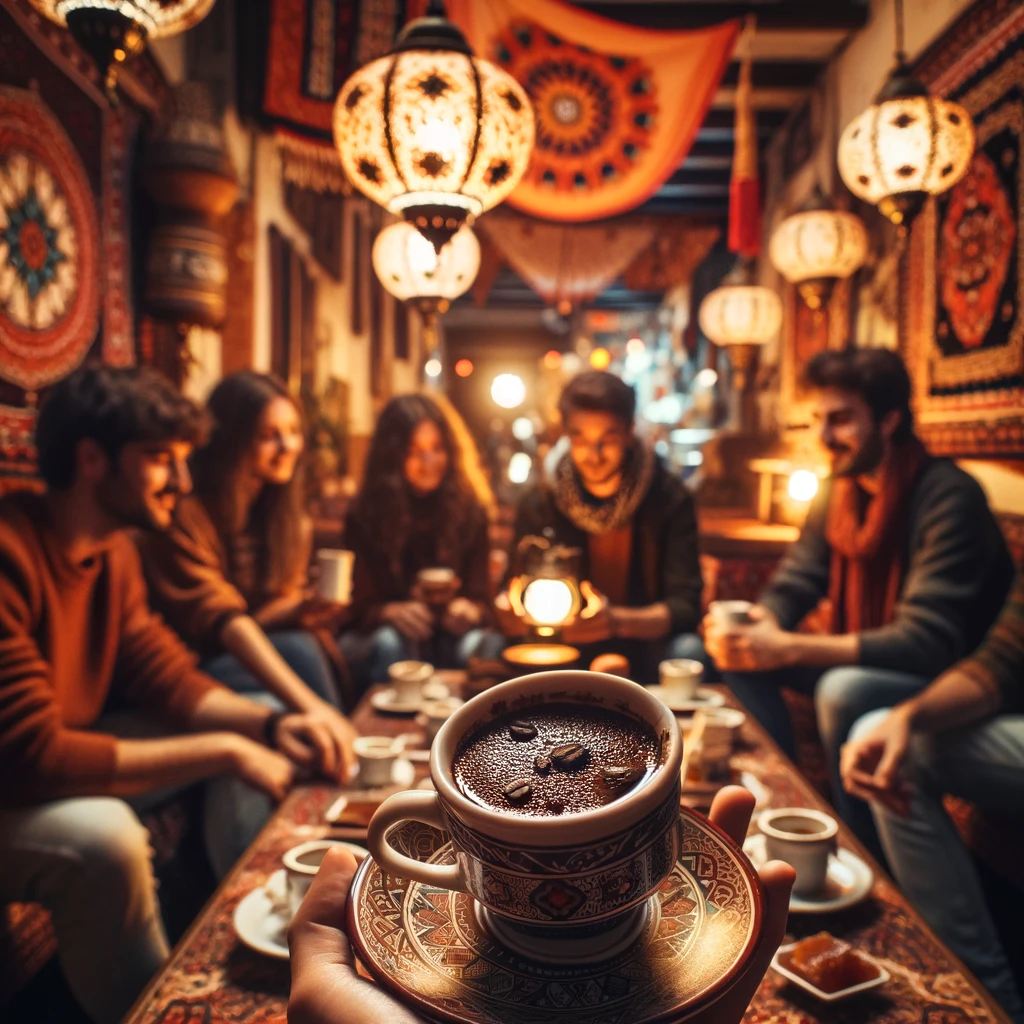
[[825, 436, 931, 634], [546, 437, 656, 536]]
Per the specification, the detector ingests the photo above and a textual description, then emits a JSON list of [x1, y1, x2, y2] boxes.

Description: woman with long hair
[[140, 372, 355, 869], [342, 392, 501, 684]]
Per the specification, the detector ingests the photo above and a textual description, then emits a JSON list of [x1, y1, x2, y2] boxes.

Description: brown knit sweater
[[138, 495, 311, 658], [0, 492, 217, 806]]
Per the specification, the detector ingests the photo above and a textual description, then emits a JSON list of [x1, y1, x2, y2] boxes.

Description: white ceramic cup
[[354, 735, 401, 787], [709, 600, 754, 626], [757, 807, 838, 896], [419, 696, 464, 745], [388, 660, 434, 704], [316, 549, 354, 603], [281, 840, 354, 917], [658, 658, 704, 702]]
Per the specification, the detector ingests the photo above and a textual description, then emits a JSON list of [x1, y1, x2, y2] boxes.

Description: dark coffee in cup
[[452, 702, 660, 816]]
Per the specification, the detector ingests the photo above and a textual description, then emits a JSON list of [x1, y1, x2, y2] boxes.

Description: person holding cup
[[138, 372, 357, 845], [341, 394, 504, 689]]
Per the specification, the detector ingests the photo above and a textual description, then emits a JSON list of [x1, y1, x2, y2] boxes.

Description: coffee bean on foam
[[453, 702, 660, 817]]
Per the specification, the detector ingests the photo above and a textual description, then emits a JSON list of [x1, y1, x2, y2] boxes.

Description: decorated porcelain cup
[[368, 670, 683, 948]]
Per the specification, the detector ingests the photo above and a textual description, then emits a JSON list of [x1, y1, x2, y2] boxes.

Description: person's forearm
[[253, 590, 305, 631], [784, 631, 860, 668], [611, 603, 671, 640], [902, 667, 1001, 734], [220, 615, 324, 713], [187, 684, 273, 742], [110, 732, 242, 796]]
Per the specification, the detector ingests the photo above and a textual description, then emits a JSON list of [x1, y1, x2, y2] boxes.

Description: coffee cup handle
[[368, 790, 467, 892]]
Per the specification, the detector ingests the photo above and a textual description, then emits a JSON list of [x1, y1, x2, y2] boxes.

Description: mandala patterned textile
[[478, 209, 656, 305], [442, 0, 739, 221], [262, 0, 408, 192], [0, 86, 101, 391]]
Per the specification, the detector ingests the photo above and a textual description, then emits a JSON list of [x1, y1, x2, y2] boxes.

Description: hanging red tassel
[[728, 32, 761, 256]]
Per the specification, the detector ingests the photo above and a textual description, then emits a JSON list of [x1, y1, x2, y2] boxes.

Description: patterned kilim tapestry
[[444, 0, 738, 222], [262, 0, 408, 192], [0, 2, 138, 491], [908, 0, 1024, 455]]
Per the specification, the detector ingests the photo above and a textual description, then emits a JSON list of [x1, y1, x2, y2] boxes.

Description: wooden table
[[124, 674, 1011, 1024]]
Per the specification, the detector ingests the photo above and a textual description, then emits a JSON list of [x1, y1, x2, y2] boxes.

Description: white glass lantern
[[838, 71, 974, 229], [372, 221, 480, 311], [334, 3, 534, 252], [698, 284, 782, 348], [769, 188, 868, 310], [29, 1, 216, 94]]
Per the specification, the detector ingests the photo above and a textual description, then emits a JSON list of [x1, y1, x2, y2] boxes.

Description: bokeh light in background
[[543, 350, 562, 370], [589, 347, 611, 370], [508, 451, 532, 483], [788, 469, 819, 502], [626, 337, 645, 355], [424, 358, 442, 378], [454, 358, 474, 378], [694, 368, 719, 389], [511, 416, 535, 441], [491, 373, 526, 409], [522, 578, 574, 625]]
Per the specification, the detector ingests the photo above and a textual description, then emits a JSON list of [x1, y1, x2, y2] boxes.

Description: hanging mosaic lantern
[[333, 1, 534, 253], [769, 187, 868, 310], [28, 1, 216, 96]]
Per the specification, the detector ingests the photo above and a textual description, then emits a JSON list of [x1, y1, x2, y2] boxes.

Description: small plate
[[644, 685, 726, 713], [233, 869, 290, 960], [771, 942, 889, 1000], [743, 834, 874, 913], [371, 681, 450, 715], [348, 809, 765, 1024]]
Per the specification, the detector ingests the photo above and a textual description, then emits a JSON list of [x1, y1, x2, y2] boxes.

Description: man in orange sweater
[[0, 365, 347, 1024]]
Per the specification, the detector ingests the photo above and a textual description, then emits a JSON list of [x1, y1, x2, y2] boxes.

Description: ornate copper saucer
[[348, 808, 764, 1024]]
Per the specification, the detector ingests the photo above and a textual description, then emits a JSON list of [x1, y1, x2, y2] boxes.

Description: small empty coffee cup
[[659, 658, 704, 702], [354, 735, 401, 787], [757, 807, 838, 896], [699, 707, 746, 764], [316, 549, 354, 603], [281, 840, 354, 917], [388, 660, 434, 704], [709, 600, 754, 626], [418, 696, 464, 746]]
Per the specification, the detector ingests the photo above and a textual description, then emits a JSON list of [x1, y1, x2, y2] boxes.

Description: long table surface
[[124, 672, 1011, 1024]]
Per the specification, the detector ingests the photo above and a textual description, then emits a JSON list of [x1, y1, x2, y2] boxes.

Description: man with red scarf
[[704, 349, 1013, 853]]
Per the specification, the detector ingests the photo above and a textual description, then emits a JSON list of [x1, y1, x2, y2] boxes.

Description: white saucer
[[644, 685, 726, 713], [370, 680, 450, 715], [772, 941, 889, 1000], [743, 834, 874, 912], [233, 869, 290, 960]]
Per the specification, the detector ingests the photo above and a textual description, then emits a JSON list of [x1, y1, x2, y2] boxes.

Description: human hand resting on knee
[[840, 707, 913, 815], [287, 787, 795, 1024]]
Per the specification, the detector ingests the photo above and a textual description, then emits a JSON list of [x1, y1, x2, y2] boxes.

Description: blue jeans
[[199, 630, 340, 877], [726, 664, 929, 857], [851, 709, 1024, 1023], [340, 625, 508, 688]]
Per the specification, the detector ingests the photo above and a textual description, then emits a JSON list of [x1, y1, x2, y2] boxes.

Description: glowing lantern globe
[[769, 188, 868, 310], [333, 1, 534, 252], [372, 221, 480, 314], [29, 1, 216, 95], [838, 70, 974, 229]]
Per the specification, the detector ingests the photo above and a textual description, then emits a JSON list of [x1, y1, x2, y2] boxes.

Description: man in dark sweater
[[501, 371, 704, 682], [704, 349, 1013, 850]]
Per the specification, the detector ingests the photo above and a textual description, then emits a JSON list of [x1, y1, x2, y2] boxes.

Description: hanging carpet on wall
[[441, 0, 739, 221]]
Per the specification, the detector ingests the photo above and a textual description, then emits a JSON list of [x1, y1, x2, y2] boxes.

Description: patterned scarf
[[825, 436, 931, 634], [545, 437, 656, 536]]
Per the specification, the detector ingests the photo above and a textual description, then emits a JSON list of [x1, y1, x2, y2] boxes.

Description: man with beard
[[0, 365, 346, 1024], [704, 349, 1013, 853], [501, 370, 704, 683]]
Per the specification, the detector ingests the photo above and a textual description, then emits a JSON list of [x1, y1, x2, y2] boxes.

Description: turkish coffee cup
[[757, 807, 838, 896]]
